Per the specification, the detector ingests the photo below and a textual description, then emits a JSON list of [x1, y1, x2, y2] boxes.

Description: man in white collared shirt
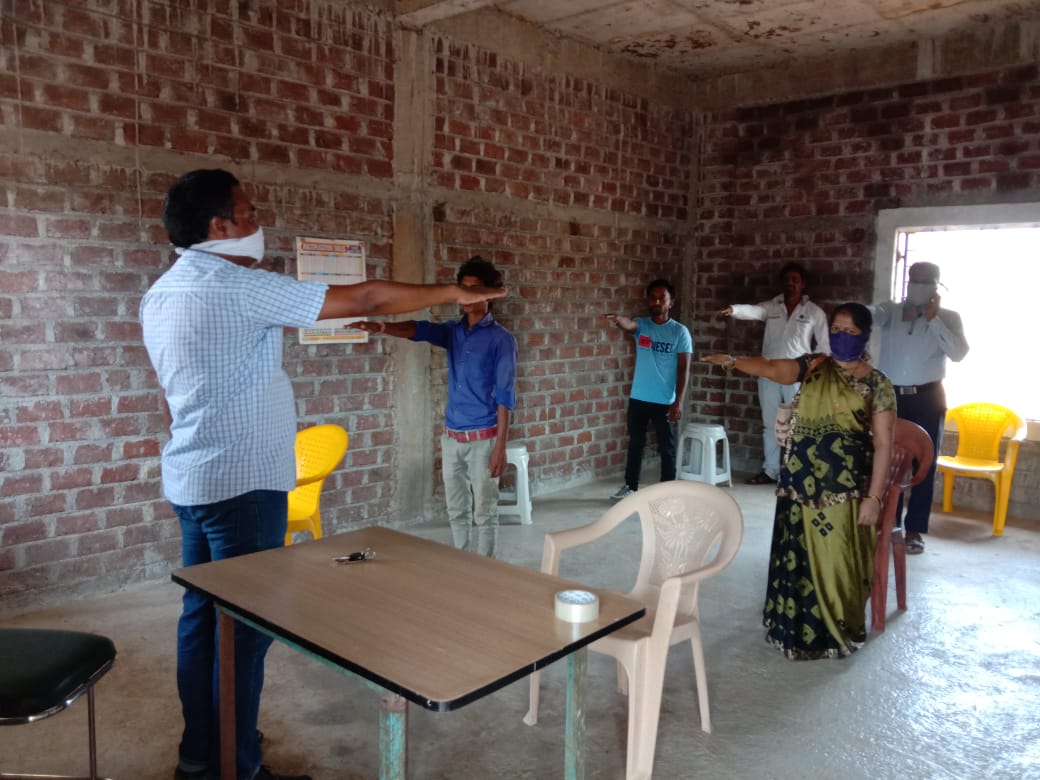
[[871, 262, 969, 555], [719, 262, 829, 485]]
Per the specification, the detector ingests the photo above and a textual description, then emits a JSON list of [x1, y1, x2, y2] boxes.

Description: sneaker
[[610, 485, 636, 503], [255, 768, 312, 780]]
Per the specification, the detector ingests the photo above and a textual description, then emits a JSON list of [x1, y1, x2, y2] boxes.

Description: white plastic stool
[[676, 423, 732, 487], [498, 443, 532, 525]]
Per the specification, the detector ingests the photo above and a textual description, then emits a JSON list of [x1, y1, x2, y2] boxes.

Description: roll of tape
[[554, 589, 599, 623]]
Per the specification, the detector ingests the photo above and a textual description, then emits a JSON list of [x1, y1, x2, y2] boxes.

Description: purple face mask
[[829, 330, 870, 361]]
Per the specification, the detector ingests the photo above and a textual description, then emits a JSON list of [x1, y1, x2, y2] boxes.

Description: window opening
[[889, 226, 1038, 421], [892, 230, 909, 301]]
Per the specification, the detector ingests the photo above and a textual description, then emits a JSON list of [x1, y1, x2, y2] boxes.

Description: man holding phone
[[871, 262, 969, 555]]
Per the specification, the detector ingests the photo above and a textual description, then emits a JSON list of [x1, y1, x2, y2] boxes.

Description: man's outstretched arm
[[319, 280, 504, 320], [603, 312, 638, 333], [354, 320, 418, 339]]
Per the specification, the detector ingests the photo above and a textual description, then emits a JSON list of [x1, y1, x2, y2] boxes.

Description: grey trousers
[[441, 434, 500, 557]]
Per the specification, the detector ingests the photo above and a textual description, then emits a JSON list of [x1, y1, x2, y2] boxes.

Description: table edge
[[171, 571, 645, 712]]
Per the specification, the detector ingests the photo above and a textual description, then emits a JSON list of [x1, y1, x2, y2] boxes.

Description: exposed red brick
[[55, 512, 102, 537], [2, 518, 49, 545], [49, 467, 94, 490], [71, 442, 114, 464], [120, 437, 161, 460], [73, 486, 116, 511], [27, 491, 67, 517]]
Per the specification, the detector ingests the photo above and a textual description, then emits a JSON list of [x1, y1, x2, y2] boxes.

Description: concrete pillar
[[390, 28, 436, 522]]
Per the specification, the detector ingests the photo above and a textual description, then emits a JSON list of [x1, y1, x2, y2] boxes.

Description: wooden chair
[[0, 628, 117, 779], [936, 403, 1027, 536], [285, 424, 348, 546], [871, 419, 934, 632], [523, 481, 743, 780]]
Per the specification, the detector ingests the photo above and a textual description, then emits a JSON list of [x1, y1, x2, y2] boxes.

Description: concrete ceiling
[[396, 0, 1040, 80]]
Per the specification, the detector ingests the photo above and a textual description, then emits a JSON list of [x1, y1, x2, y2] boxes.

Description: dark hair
[[645, 278, 676, 299], [162, 169, 239, 248], [830, 302, 873, 334], [778, 262, 809, 287], [456, 255, 502, 288]]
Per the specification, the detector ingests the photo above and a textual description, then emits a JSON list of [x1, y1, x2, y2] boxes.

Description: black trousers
[[624, 398, 676, 489], [895, 382, 946, 535]]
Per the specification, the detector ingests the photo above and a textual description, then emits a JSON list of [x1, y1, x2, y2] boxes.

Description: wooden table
[[172, 526, 645, 779]]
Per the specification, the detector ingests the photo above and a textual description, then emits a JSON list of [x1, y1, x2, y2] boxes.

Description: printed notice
[[296, 237, 368, 344]]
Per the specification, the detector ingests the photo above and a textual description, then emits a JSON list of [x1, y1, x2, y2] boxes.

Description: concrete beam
[[397, 0, 499, 29]]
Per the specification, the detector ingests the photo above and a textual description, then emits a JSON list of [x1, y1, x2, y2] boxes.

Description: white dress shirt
[[730, 294, 829, 359]]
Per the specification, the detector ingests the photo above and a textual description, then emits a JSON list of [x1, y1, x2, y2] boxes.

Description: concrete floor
[[2, 473, 1039, 780]]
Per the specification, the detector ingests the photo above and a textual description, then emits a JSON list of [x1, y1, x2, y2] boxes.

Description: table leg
[[379, 691, 408, 780], [218, 608, 237, 780], [564, 646, 587, 780]]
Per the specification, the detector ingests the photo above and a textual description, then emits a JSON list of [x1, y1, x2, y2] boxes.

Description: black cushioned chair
[[0, 628, 117, 780]]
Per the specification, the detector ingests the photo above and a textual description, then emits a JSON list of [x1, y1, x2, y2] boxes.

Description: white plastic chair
[[523, 481, 744, 780]]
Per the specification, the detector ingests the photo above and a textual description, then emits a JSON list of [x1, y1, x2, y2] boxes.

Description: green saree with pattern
[[763, 356, 896, 659]]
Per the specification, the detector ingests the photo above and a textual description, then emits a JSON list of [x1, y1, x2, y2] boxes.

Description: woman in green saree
[[705, 303, 895, 659]]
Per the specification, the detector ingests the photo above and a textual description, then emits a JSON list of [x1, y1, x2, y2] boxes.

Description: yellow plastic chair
[[285, 424, 348, 546], [936, 403, 1026, 536], [523, 481, 744, 780]]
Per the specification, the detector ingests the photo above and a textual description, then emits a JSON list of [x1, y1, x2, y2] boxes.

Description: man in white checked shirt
[[141, 169, 504, 780]]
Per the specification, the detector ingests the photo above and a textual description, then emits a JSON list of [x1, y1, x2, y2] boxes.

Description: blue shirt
[[870, 301, 969, 385], [629, 317, 693, 405], [140, 249, 327, 505], [412, 314, 518, 431]]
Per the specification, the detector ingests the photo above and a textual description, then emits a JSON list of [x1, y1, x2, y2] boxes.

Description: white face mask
[[905, 281, 935, 308], [176, 226, 265, 262]]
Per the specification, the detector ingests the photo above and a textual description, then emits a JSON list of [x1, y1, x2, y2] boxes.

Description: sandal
[[905, 534, 925, 555], [746, 472, 777, 485]]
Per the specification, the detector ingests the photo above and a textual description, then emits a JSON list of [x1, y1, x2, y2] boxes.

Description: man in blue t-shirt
[[357, 257, 518, 557], [604, 279, 693, 502]]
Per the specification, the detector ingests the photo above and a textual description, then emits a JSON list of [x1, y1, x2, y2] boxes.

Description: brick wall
[[0, 1, 692, 609], [428, 37, 691, 492], [6, 0, 1036, 610], [431, 38, 691, 219], [430, 208, 685, 492], [0, 2, 394, 606], [689, 66, 1040, 475]]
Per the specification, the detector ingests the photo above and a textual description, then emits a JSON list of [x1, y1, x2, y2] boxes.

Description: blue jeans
[[173, 490, 288, 780]]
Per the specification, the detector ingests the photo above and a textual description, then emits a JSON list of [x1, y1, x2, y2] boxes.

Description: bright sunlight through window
[[893, 227, 1037, 421]]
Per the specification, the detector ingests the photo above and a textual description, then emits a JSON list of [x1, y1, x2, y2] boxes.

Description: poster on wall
[[295, 236, 368, 344]]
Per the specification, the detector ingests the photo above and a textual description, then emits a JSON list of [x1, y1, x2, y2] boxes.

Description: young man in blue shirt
[[357, 257, 518, 557], [605, 279, 693, 502], [141, 169, 504, 780]]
